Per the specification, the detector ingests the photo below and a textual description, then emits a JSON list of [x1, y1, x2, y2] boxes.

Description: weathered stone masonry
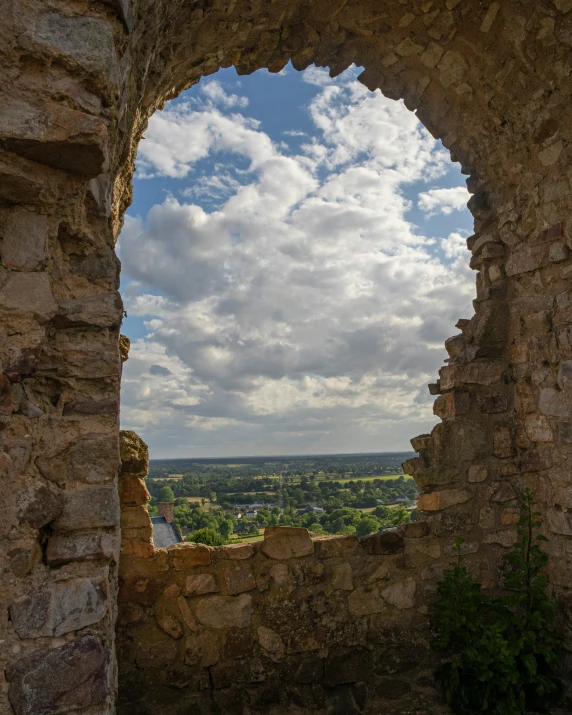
[[2, 0, 572, 713], [116, 432, 447, 714]]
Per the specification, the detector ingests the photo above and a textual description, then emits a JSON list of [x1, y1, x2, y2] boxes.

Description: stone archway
[[1, 1, 572, 713]]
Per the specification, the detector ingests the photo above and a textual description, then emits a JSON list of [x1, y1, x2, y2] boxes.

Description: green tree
[[159, 485, 175, 503], [219, 519, 233, 540], [186, 528, 225, 546], [356, 516, 380, 536]]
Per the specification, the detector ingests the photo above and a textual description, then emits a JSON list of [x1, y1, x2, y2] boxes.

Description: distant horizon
[[149, 449, 416, 462]]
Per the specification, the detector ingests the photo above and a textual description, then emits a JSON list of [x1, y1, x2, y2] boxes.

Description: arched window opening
[[118, 64, 474, 547]]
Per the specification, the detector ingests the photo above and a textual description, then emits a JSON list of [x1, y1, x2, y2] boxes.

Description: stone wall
[[2, 0, 572, 713], [117, 529, 446, 715]]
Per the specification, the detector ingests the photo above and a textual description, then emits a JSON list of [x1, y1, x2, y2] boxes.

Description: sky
[[118, 64, 475, 458]]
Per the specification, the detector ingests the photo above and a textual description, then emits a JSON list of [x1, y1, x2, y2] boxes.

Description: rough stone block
[[410, 434, 431, 452], [8, 544, 42, 577], [32, 12, 120, 92], [120, 475, 150, 504], [348, 587, 384, 617], [19, 484, 63, 528], [224, 566, 256, 595], [47, 532, 117, 565], [0, 273, 56, 323], [258, 626, 285, 656], [439, 361, 504, 390], [157, 612, 183, 639], [402, 521, 430, 538], [0, 97, 108, 175], [478, 394, 508, 414], [37, 433, 119, 486], [402, 456, 425, 478], [224, 542, 254, 559], [490, 482, 516, 503], [539, 388, 571, 418], [331, 562, 353, 591], [417, 488, 471, 511], [361, 529, 404, 555], [63, 395, 118, 416], [262, 526, 314, 560], [56, 292, 123, 329], [381, 578, 416, 609], [186, 573, 218, 596], [10, 578, 106, 638], [520, 449, 552, 473], [2, 210, 47, 270], [468, 464, 488, 482], [120, 538, 154, 558], [483, 530, 517, 547], [53, 485, 120, 531], [433, 391, 470, 420], [548, 509, 572, 535], [505, 245, 547, 276], [170, 543, 212, 569], [120, 429, 149, 475], [178, 596, 198, 631], [525, 413, 553, 442], [6, 637, 108, 715], [317, 535, 358, 558], [195, 594, 253, 629], [550, 242, 569, 263], [121, 505, 152, 530]]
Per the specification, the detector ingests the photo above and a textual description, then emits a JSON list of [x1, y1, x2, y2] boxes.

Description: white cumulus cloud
[[119, 67, 474, 457], [417, 186, 469, 216]]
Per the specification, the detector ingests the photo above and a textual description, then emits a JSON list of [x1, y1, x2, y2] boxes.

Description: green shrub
[[186, 527, 226, 546], [433, 489, 562, 714]]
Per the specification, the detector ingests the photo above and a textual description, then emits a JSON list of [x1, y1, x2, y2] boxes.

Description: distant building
[[295, 505, 324, 517], [151, 502, 182, 549], [245, 510, 258, 519]]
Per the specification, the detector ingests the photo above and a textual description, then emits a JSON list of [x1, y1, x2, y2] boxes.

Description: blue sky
[[118, 64, 474, 458]]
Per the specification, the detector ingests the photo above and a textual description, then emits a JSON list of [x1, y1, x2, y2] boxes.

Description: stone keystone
[[6, 636, 108, 715], [262, 526, 314, 560]]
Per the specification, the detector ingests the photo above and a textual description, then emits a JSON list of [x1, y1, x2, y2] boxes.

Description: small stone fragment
[[381, 578, 416, 609], [157, 612, 183, 639], [468, 465, 488, 483], [257, 626, 284, 655], [186, 573, 218, 596]]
